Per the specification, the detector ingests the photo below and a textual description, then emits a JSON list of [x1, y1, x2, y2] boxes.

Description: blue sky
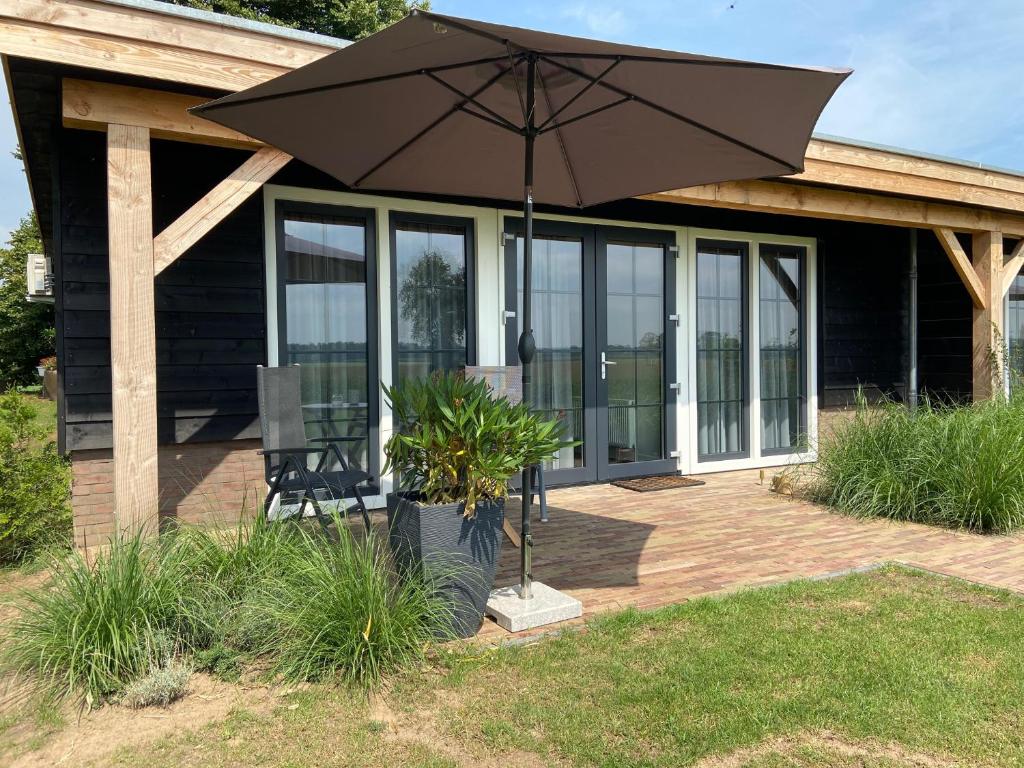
[[0, 0, 1021, 244]]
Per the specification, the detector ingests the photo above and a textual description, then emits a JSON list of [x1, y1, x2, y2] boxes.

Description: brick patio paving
[[478, 469, 1024, 639]]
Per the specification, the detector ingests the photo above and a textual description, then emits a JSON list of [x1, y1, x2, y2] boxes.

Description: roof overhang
[[2, 0, 1024, 231]]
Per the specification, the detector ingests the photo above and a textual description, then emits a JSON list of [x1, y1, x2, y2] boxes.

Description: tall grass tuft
[[233, 518, 453, 687], [3, 533, 219, 705], [808, 392, 1024, 533]]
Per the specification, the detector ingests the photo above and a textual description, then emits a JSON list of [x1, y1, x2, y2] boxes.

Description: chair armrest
[[308, 435, 363, 443], [257, 447, 326, 456]]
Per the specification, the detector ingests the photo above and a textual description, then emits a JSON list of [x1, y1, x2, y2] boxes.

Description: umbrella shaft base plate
[[485, 581, 583, 633]]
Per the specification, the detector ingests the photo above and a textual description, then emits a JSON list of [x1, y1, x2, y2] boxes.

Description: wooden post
[[107, 123, 159, 536], [972, 230, 1004, 401]]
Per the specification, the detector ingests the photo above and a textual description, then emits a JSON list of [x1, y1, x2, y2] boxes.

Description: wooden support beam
[[63, 79, 264, 150], [1002, 239, 1024, 296], [643, 181, 1024, 237], [153, 147, 290, 273], [107, 124, 158, 536], [934, 227, 988, 309], [971, 231, 1004, 401]]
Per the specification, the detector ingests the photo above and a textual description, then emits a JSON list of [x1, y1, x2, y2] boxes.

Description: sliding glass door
[[275, 201, 378, 481]]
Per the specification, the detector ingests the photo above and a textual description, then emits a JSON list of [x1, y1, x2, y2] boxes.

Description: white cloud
[[559, 3, 630, 39]]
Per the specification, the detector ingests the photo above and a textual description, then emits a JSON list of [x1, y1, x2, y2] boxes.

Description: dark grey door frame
[[595, 226, 678, 480], [504, 217, 678, 485]]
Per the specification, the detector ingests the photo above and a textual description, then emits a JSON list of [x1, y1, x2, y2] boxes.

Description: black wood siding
[[916, 229, 972, 402], [60, 131, 266, 450]]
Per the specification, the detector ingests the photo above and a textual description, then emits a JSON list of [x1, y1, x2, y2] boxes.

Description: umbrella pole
[[518, 54, 537, 600]]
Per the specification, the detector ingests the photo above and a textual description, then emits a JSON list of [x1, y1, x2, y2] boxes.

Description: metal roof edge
[[98, 0, 349, 49], [812, 132, 1024, 181]]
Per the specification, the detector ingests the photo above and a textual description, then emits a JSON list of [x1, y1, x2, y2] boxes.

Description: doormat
[[611, 475, 706, 492]]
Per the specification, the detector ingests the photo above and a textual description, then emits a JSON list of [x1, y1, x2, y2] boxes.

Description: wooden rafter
[[644, 182, 1024, 237], [1002, 239, 1024, 295], [934, 227, 987, 309], [63, 79, 263, 150], [154, 147, 291, 273]]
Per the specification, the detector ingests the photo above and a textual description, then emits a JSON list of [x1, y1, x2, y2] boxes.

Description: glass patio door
[[504, 220, 676, 484], [596, 228, 677, 479]]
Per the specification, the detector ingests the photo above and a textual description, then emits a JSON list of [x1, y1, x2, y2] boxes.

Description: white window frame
[[263, 186, 818, 507], [684, 228, 818, 475]]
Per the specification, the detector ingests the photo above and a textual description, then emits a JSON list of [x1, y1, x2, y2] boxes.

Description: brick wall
[[72, 440, 265, 549]]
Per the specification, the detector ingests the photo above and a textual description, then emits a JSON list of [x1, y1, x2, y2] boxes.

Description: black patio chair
[[256, 364, 372, 531], [463, 365, 549, 523]]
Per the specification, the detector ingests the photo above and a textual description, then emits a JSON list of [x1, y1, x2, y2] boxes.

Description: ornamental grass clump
[[231, 517, 450, 687], [383, 371, 571, 516], [3, 533, 218, 706], [808, 392, 1024, 533]]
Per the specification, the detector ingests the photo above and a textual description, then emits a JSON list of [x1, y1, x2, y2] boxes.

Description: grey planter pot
[[386, 493, 505, 639]]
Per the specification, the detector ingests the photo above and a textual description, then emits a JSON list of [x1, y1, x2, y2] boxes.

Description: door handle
[[601, 351, 616, 380]]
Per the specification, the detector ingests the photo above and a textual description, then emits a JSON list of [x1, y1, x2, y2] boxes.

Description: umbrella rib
[[537, 96, 630, 135], [194, 55, 510, 112], [458, 105, 523, 134], [424, 71, 523, 133], [537, 58, 620, 132], [352, 62, 515, 188], [507, 43, 528, 124], [538, 65, 582, 207], [539, 55, 801, 172]]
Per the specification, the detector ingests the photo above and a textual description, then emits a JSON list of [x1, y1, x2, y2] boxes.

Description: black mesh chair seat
[[276, 468, 371, 497], [257, 365, 372, 531]]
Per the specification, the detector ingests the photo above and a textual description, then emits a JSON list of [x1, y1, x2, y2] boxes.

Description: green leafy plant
[[119, 658, 191, 708], [807, 390, 1024, 533], [0, 390, 70, 564], [383, 371, 573, 515]]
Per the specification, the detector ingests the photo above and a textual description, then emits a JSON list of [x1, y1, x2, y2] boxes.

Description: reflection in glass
[[283, 212, 369, 473], [516, 235, 584, 469], [394, 221, 468, 384], [760, 246, 805, 452], [1010, 272, 1024, 392], [697, 242, 746, 459], [606, 242, 665, 464]]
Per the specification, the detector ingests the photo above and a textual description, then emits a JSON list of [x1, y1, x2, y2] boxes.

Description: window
[[696, 240, 747, 460], [513, 233, 585, 470], [759, 245, 805, 453], [391, 214, 474, 384], [276, 203, 377, 476]]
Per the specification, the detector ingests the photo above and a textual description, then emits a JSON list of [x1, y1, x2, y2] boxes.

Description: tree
[[0, 215, 55, 388], [158, 0, 426, 40]]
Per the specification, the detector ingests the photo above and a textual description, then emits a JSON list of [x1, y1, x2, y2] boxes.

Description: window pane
[[696, 241, 746, 459], [516, 235, 585, 469], [394, 221, 469, 385], [604, 241, 666, 466], [1010, 271, 1024, 390], [283, 213, 370, 473], [759, 246, 805, 453]]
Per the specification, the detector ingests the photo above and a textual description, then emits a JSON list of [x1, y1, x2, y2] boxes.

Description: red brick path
[[477, 469, 1024, 639]]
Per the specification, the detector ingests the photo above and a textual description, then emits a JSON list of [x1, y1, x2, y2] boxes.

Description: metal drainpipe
[[908, 228, 919, 409]]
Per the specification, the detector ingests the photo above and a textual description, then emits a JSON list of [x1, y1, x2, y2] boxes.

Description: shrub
[[3, 533, 219, 706], [807, 393, 1024, 533], [383, 371, 572, 515], [120, 658, 191, 708], [0, 390, 70, 564], [233, 519, 451, 687]]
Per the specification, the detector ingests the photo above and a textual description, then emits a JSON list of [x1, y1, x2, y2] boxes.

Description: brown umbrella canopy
[[194, 10, 850, 207]]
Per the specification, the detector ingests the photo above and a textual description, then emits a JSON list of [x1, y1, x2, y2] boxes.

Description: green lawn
[[75, 567, 1024, 768]]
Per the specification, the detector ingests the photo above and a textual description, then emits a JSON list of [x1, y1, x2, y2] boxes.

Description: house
[[3, 0, 1023, 548]]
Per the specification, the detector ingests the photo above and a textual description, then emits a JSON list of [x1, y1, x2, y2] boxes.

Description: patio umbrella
[[193, 10, 849, 600]]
